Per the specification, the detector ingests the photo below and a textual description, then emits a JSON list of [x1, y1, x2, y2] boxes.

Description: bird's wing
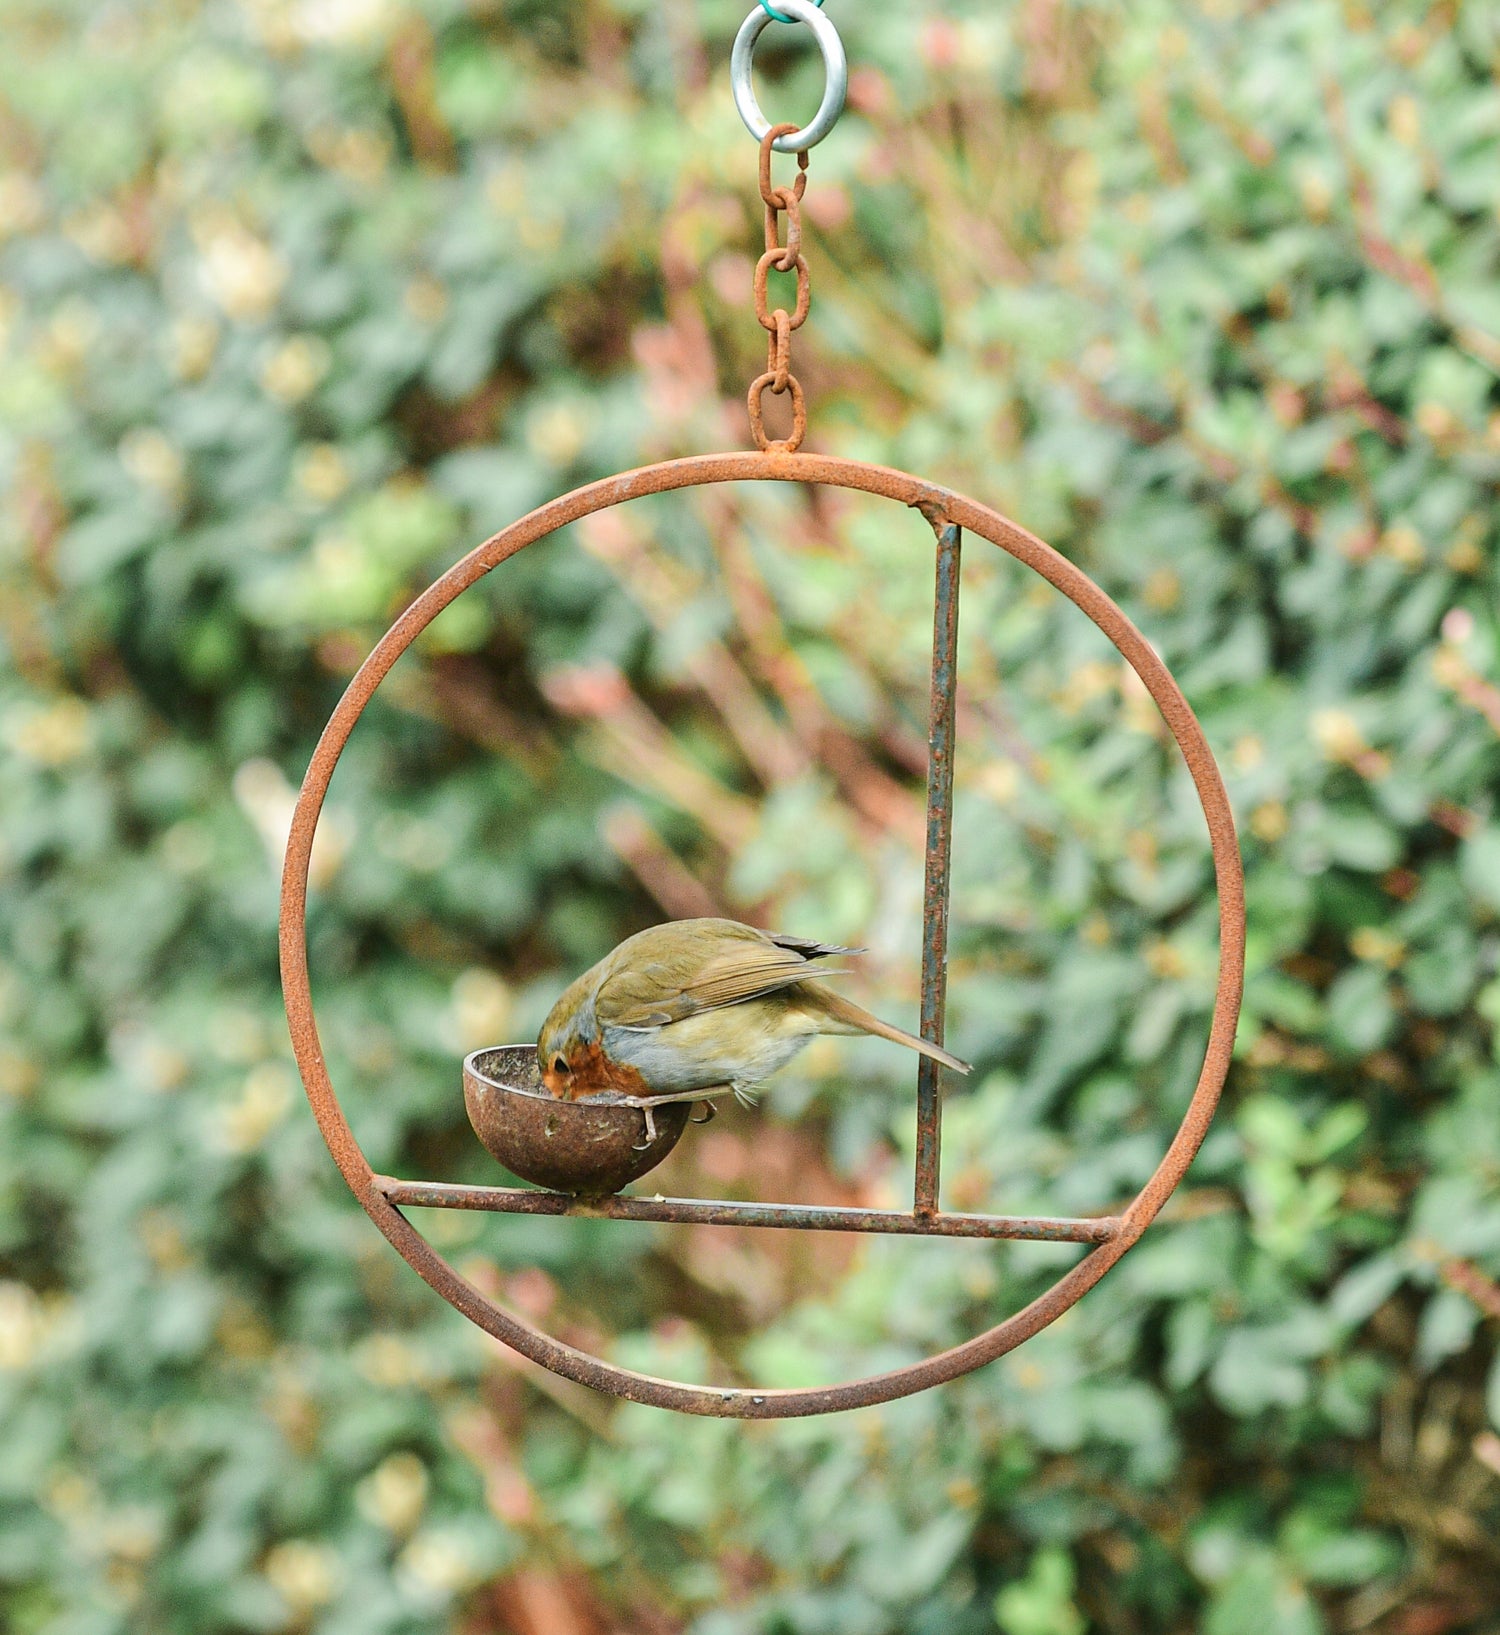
[[595, 943, 849, 1030]]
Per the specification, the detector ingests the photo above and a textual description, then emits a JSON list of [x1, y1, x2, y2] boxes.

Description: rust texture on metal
[[747, 370, 806, 456], [376, 1174, 1122, 1242], [280, 449, 1246, 1419], [464, 1046, 691, 1196], [748, 125, 811, 453], [915, 521, 961, 1215]]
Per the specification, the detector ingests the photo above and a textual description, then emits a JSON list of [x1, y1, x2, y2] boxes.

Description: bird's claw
[[690, 1100, 717, 1125], [619, 1086, 732, 1147]]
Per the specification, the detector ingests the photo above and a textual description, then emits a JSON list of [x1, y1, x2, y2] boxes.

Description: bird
[[537, 917, 970, 1142]]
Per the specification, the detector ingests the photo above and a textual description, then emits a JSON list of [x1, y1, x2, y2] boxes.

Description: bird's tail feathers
[[813, 990, 972, 1074]]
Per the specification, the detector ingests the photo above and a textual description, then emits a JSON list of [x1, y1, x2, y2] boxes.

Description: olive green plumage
[[537, 917, 970, 1105]]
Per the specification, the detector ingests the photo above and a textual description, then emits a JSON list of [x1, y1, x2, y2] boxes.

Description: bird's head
[[538, 1048, 574, 1098], [536, 977, 597, 1098]]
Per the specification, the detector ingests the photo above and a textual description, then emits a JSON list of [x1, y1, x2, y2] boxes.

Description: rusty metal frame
[[280, 450, 1245, 1419]]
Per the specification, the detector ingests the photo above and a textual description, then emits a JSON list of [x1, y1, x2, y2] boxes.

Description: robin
[[537, 917, 969, 1141]]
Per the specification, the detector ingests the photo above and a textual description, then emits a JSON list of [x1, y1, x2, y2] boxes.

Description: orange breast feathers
[[542, 1038, 650, 1101]]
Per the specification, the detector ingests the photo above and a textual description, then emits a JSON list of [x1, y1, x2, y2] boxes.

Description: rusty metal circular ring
[[280, 451, 1245, 1420]]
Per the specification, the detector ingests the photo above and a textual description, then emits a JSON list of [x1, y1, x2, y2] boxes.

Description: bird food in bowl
[[463, 1045, 692, 1196]]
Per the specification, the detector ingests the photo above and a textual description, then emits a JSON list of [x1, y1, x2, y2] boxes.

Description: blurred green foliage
[[2, 0, 1499, 1631]]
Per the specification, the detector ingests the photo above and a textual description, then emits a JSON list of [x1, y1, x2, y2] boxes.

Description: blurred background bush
[[2, 0, 1499, 1630]]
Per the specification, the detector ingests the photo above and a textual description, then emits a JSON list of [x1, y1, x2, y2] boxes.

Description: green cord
[[759, 0, 825, 24]]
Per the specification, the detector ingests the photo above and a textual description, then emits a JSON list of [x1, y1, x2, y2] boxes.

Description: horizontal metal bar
[[374, 1176, 1120, 1243]]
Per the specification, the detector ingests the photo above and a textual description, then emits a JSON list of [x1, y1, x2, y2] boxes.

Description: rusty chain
[[748, 124, 810, 454]]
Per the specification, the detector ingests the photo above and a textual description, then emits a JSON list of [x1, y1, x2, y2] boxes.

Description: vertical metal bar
[[915, 521, 960, 1216]]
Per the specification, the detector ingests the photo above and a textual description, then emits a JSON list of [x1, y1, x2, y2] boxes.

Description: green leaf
[[1326, 965, 1395, 1054], [994, 1547, 1085, 1635], [1461, 828, 1500, 915]]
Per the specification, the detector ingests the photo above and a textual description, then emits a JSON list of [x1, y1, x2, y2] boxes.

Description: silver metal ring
[[731, 0, 848, 154]]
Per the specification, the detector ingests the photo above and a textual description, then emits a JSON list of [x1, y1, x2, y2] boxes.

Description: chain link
[[748, 124, 810, 454]]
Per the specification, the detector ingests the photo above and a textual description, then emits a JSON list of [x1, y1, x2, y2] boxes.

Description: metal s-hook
[[732, 0, 848, 154]]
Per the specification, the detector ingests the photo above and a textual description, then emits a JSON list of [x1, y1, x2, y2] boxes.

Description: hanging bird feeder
[[280, 0, 1245, 1418]]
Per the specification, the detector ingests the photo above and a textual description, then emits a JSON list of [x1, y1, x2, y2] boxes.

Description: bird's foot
[[690, 1100, 718, 1125], [616, 1086, 732, 1148]]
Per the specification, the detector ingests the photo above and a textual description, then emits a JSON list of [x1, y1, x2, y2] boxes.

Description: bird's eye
[[552, 1056, 570, 1077]]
